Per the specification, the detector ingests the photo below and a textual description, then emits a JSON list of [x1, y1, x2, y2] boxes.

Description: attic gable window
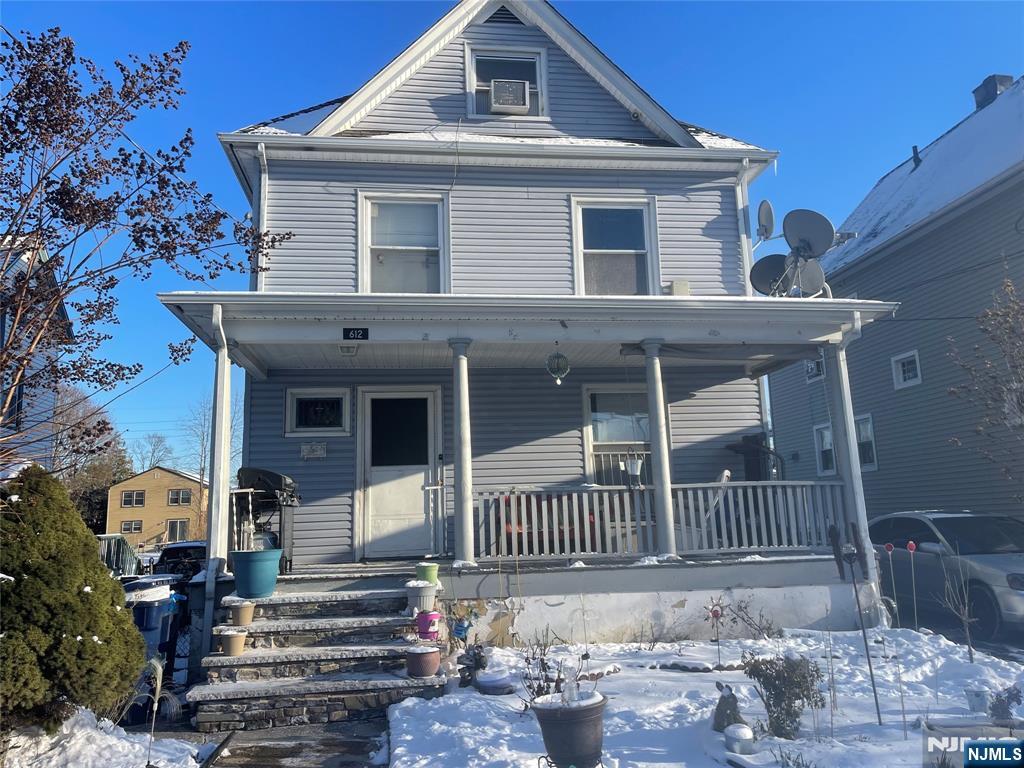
[[467, 47, 546, 118]]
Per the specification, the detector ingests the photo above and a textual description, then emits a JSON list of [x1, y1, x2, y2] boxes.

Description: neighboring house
[[770, 75, 1024, 517], [1, 241, 70, 477], [162, 0, 895, 641], [105, 466, 208, 549]]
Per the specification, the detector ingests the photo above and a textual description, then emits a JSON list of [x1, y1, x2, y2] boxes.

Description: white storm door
[[363, 392, 436, 558]]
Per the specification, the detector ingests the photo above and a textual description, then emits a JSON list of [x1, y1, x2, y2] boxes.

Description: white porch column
[[642, 339, 677, 557], [208, 304, 233, 563], [449, 338, 476, 564], [822, 343, 878, 584]]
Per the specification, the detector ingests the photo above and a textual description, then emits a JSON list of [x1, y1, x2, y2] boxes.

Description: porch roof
[[157, 292, 898, 379]]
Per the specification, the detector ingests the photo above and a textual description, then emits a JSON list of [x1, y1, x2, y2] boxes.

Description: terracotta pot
[[406, 647, 441, 678], [219, 631, 247, 657], [231, 601, 255, 626]]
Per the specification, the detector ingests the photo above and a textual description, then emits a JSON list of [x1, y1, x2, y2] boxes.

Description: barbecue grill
[[230, 467, 300, 574]]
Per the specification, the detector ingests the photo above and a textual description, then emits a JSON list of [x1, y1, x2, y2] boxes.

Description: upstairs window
[[573, 199, 658, 296], [469, 50, 544, 117], [891, 350, 922, 389], [361, 194, 446, 294], [168, 488, 192, 506], [805, 352, 825, 382], [121, 490, 145, 508]]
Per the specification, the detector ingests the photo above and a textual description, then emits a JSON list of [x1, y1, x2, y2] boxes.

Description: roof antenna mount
[[911, 145, 922, 170]]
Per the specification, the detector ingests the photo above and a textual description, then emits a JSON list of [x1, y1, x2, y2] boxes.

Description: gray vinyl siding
[[247, 366, 762, 564], [262, 160, 743, 295], [770, 176, 1024, 516], [350, 20, 661, 141]]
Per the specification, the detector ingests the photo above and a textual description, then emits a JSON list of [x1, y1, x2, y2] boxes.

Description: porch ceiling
[[157, 292, 898, 379]]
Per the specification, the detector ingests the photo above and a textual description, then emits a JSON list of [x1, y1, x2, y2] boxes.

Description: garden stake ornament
[[884, 543, 900, 628], [705, 596, 728, 669], [907, 540, 919, 631]]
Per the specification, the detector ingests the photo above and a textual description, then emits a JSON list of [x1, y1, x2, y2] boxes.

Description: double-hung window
[[813, 424, 835, 476], [168, 488, 192, 506], [121, 520, 142, 534], [585, 387, 652, 485], [361, 194, 446, 294], [121, 490, 145, 507], [573, 198, 658, 296], [468, 49, 544, 117], [166, 519, 189, 542], [813, 415, 877, 475]]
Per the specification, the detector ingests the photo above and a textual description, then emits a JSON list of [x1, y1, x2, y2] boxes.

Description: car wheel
[[968, 584, 1002, 642]]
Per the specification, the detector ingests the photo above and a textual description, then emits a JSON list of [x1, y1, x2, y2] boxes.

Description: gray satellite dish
[[788, 259, 826, 296], [783, 209, 835, 259], [756, 200, 775, 241], [750, 253, 789, 296]]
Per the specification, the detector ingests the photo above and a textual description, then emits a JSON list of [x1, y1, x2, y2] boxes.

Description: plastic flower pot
[[416, 610, 442, 640], [532, 692, 606, 768], [219, 629, 247, 657], [232, 549, 281, 599], [405, 580, 437, 617], [415, 561, 439, 585], [230, 601, 255, 626], [406, 646, 441, 678]]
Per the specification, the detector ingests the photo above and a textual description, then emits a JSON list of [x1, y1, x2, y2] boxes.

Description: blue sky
[[5, 0, 1023, 467]]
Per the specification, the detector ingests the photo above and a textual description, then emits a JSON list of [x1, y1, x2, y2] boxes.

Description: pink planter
[[416, 610, 442, 640]]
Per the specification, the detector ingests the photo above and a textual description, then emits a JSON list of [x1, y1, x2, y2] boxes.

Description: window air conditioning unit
[[490, 79, 530, 115]]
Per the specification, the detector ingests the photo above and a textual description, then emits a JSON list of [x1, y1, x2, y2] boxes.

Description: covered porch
[[159, 292, 895, 576]]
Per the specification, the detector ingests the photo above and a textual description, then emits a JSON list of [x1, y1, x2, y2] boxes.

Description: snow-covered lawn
[[388, 629, 1024, 767], [4, 710, 213, 768]]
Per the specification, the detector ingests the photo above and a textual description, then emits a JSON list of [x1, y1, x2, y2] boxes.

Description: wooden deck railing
[[471, 481, 847, 560]]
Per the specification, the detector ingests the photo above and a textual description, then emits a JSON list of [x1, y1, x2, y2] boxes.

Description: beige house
[[106, 466, 208, 549]]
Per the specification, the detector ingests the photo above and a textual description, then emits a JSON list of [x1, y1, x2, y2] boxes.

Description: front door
[[362, 391, 437, 558]]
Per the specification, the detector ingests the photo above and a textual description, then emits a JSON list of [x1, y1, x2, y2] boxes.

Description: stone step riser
[[245, 626, 412, 649], [274, 576, 413, 593], [194, 685, 444, 732], [206, 656, 406, 684], [250, 596, 408, 621]]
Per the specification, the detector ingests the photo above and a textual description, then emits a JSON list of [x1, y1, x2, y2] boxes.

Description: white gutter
[[254, 142, 269, 292]]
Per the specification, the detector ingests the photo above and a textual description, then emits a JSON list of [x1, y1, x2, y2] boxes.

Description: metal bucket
[[532, 694, 606, 768]]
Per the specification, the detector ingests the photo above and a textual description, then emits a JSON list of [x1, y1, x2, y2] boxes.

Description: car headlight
[[1007, 574, 1024, 591]]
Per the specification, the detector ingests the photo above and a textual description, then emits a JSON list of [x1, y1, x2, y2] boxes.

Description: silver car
[[869, 510, 1024, 640]]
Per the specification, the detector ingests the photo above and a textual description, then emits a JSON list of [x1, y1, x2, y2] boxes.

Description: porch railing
[[472, 481, 847, 560]]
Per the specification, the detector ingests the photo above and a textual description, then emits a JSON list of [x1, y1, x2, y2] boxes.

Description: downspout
[[200, 305, 229, 661], [253, 142, 269, 292]]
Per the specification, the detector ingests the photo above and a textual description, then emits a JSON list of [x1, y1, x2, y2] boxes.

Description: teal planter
[[233, 549, 281, 598]]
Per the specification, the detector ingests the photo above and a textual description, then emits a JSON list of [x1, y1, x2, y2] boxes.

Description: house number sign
[[300, 442, 327, 460], [343, 328, 368, 340]]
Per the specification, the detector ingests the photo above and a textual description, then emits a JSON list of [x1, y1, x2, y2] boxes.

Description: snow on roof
[[820, 77, 1024, 275], [676, 121, 764, 151], [342, 129, 665, 148], [237, 96, 350, 136]]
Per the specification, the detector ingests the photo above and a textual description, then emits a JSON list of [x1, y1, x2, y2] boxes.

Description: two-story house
[[163, 0, 896, 650], [769, 75, 1024, 517], [105, 466, 208, 549]]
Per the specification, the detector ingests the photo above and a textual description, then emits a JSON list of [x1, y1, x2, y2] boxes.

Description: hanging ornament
[[545, 341, 570, 385]]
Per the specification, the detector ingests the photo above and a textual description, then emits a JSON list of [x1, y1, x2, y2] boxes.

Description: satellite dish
[[789, 259, 826, 297], [783, 209, 835, 259], [756, 200, 775, 241], [750, 253, 790, 296]]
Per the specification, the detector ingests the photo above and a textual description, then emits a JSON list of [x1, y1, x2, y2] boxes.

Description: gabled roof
[[114, 465, 207, 487], [820, 76, 1024, 276], [234, 0, 763, 153]]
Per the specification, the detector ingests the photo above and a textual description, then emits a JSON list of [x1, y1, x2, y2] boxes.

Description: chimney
[[973, 74, 1014, 111]]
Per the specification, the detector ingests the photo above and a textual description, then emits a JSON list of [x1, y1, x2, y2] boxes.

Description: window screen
[[371, 398, 429, 466], [369, 201, 441, 293]]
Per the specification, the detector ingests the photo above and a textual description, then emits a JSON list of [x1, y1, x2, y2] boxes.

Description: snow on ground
[[387, 629, 1023, 767], [4, 709, 213, 768]]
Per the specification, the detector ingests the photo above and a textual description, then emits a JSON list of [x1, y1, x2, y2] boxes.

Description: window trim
[[570, 196, 661, 296], [121, 490, 145, 508], [285, 387, 352, 438], [166, 518, 189, 542], [357, 190, 450, 295], [464, 43, 549, 120], [891, 350, 922, 390], [581, 384, 661, 483], [812, 422, 836, 477], [855, 413, 878, 472]]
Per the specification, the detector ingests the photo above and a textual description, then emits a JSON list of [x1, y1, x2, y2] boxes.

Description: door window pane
[[371, 398, 429, 466]]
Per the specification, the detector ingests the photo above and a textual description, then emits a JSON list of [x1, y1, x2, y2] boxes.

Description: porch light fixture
[[545, 341, 570, 385]]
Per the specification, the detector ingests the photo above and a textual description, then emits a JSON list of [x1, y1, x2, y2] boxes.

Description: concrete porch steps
[[222, 589, 409, 620], [202, 642, 432, 683], [186, 671, 446, 732], [216, 615, 417, 649]]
